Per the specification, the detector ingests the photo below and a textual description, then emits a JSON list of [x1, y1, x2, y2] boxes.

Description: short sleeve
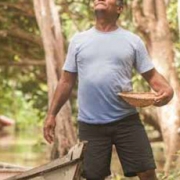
[[134, 38, 154, 74], [62, 36, 78, 73]]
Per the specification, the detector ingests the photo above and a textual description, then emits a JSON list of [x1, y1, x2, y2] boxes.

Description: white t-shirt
[[63, 27, 154, 124]]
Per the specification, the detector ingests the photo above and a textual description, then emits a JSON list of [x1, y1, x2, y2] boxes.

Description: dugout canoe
[[0, 163, 28, 180], [1, 141, 86, 180]]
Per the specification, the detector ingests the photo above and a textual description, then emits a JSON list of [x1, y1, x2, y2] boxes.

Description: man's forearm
[[47, 80, 72, 117], [47, 72, 77, 117], [142, 69, 174, 105], [142, 69, 172, 92], [148, 74, 171, 93]]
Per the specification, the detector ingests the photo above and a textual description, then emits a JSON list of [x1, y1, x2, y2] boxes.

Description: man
[[44, 0, 174, 179]]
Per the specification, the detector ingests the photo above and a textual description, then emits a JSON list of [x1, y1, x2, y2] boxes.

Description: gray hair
[[116, 0, 124, 7]]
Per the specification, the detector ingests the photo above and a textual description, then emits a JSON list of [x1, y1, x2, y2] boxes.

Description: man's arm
[[44, 71, 77, 143], [141, 68, 174, 107]]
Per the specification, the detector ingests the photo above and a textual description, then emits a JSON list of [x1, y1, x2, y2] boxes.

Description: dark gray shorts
[[78, 113, 156, 179]]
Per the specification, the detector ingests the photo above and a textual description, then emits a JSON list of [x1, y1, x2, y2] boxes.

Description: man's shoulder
[[120, 28, 141, 41], [72, 28, 93, 39], [70, 28, 94, 46]]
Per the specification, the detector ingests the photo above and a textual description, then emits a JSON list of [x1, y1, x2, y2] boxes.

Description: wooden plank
[[0, 162, 27, 170], [43, 163, 78, 180], [73, 162, 82, 180], [29, 177, 45, 180], [5, 142, 87, 180]]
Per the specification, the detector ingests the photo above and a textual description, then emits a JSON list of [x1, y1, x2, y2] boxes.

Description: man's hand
[[43, 72, 77, 143], [153, 87, 174, 107], [142, 69, 174, 107], [44, 115, 56, 144]]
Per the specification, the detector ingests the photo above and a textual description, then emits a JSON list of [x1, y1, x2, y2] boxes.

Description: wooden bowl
[[118, 92, 156, 107]]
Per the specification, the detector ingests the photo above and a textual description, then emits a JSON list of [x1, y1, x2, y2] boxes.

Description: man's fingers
[[49, 126, 55, 142], [153, 92, 169, 106], [44, 125, 55, 144], [43, 117, 56, 144], [154, 92, 167, 101], [43, 127, 50, 143], [155, 90, 163, 96]]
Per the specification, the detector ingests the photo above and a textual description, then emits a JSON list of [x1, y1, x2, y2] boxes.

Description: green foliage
[[0, 0, 47, 129], [0, 75, 46, 129], [132, 70, 150, 92], [166, 0, 180, 81], [57, 0, 94, 42], [167, 0, 178, 42]]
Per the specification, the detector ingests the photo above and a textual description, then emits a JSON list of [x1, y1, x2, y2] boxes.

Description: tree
[[33, 0, 77, 158], [178, 0, 180, 36], [132, 0, 180, 172], [165, 0, 170, 6]]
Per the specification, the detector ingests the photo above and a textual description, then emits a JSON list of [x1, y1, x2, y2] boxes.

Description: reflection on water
[[0, 128, 49, 168]]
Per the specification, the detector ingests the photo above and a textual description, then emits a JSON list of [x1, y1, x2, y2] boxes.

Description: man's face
[[94, 0, 122, 17]]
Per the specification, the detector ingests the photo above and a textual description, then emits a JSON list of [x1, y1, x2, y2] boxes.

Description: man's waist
[[78, 111, 138, 125]]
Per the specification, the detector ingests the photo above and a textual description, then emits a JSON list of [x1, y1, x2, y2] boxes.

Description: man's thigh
[[113, 114, 156, 178], [78, 121, 112, 180]]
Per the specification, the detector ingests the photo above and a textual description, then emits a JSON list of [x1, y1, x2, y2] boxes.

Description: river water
[[0, 128, 49, 168]]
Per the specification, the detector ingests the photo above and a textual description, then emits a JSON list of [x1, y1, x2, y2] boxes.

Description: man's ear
[[117, 6, 123, 14]]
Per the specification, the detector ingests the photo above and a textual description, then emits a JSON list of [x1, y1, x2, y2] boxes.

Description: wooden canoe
[[2, 141, 87, 180]]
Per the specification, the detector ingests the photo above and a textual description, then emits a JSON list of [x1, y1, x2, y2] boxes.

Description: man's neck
[[95, 19, 118, 32]]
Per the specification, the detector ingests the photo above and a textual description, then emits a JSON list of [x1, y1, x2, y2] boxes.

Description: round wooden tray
[[118, 92, 156, 107]]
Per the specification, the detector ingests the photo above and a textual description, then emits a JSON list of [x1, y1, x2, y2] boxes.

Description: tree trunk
[[132, 0, 180, 172], [178, 0, 180, 36], [164, 0, 170, 6], [33, 0, 77, 159]]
